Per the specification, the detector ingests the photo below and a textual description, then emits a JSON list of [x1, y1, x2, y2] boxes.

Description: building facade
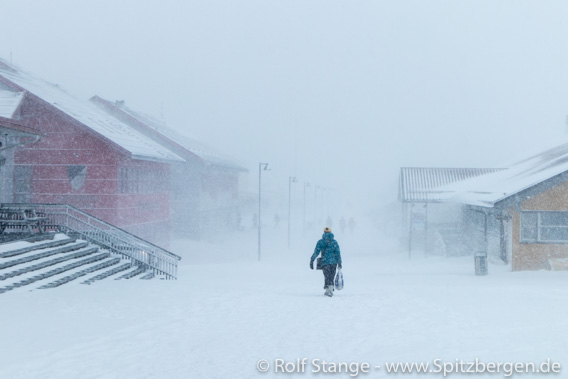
[[90, 96, 246, 239], [400, 142, 568, 271], [0, 60, 183, 247]]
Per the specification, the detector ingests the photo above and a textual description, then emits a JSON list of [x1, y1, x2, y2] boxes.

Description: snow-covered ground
[[0, 224, 566, 378]]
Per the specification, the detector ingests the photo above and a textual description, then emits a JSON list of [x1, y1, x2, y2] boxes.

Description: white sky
[[2, 1, 568, 215]]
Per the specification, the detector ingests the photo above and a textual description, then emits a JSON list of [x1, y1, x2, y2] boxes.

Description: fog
[[3, 3, 568, 376], [3, 0, 568, 215]]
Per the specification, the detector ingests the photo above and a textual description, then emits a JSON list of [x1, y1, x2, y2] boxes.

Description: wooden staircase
[[0, 233, 160, 294]]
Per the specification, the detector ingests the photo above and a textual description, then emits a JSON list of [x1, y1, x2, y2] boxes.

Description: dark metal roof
[[399, 167, 505, 202]]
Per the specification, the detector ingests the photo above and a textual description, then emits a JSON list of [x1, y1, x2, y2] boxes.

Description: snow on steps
[[0, 252, 109, 293], [0, 233, 160, 293], [81, 263, 132, 285], [37, 257, 121, 289], [0, 237, 77, 258], [114, 265, 146, 280]]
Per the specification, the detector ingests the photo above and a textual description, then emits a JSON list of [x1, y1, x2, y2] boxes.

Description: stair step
[[0, 237, 76, 258], [0, 247, 98, 281], [139, 272, 155, 280], [81, 263, 133, 285], [0, 252, 110, 294], [0, 241, 89, 270], [115, 266, 146, 280], [38, 257, 121, 289], [0, 232, 56, 245]]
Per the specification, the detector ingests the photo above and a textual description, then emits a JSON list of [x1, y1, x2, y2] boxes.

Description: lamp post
[[303, 182, 310, 237], [288, 176, 297, 248], [323, 187, 333, 223], [258, 162, 270, 261], [320, 187, 327, 225]]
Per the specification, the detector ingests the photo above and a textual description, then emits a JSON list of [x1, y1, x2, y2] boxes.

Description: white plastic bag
[[334, 269, 344, 290]]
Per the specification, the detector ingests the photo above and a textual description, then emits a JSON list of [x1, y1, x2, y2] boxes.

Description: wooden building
[[400, 142, 568, 271], [0, 60, 184, 247], [90, 96, 247, 239], [399, 167, 503, 257]]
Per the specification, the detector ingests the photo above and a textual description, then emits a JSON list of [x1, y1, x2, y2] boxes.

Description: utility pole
[[288, 176, 297, 248], [258, 162, 269, 261]]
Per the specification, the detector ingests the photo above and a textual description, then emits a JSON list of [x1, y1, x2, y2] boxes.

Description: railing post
[[12, 203, 181, 279]]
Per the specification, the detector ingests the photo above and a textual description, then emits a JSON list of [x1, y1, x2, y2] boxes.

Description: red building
[[0, 60, 184, 247], [90, 96, 247, 239]]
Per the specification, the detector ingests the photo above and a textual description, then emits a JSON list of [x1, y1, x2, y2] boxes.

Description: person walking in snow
[[348, 217, 356, 233], [339, 216, 346, 234], [310, 227, 342, 297]]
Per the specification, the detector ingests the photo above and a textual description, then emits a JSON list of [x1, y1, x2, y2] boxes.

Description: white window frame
[[520, 211, 568, 243]]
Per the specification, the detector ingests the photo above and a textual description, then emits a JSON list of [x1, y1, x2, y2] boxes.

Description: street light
[[303, 182, 310, 237], [320, 187, 327, 225], [323, 187, 334, 224], [258, 162, 270, 261], [288, 176, 297, 248]]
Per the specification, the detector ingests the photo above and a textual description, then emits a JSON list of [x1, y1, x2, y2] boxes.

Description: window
[[119, 167, 168, 194], [119, 168, 129, 194], [68, 165, 87, 191], [13, 165, 32, 202], [520, 211, 568, 243]]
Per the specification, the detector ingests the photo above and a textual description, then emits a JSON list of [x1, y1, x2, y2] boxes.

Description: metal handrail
[[0, 203, 181, 279]]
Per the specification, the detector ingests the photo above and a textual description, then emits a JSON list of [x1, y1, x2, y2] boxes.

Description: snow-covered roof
[[0, 89, 24, 119], [0, 60, 184, 163], [441, 142, 568, 207], [399, 167, 504, 202], [91, 96, 246, 171], [155, 128, 246, 170]]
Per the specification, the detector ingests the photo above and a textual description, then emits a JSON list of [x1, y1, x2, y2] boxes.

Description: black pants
[[322, 264, 337, 287]]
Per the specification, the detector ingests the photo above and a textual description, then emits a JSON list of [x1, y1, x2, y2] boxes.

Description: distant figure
[[274, 213, 281, 229], [339, 217, 346, 234], [252, 213, 258, 228], [236, 211, 242, 231], [348, 217, 356, 233], [310, 227, 342, 297], [326, 216, 333, 228]]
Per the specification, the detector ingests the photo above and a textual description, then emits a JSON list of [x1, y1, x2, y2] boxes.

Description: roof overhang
[[91, 95, 245, 170], [0, 116, 42, 150]]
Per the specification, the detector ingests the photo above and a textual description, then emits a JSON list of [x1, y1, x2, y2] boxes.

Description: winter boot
[[324, 285, 334, 297]]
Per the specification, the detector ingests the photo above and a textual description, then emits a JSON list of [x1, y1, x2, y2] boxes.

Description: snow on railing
[[1, 203, 181, 279]]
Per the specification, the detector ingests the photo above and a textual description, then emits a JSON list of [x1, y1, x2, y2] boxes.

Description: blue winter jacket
[[311, 232, 342, 265]]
